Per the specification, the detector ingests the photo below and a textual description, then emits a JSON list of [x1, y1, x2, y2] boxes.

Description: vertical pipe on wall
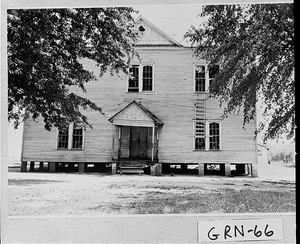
[[151, 125, 155, 161], [118, 126, 121, 159], [111, 124, 115, 160]]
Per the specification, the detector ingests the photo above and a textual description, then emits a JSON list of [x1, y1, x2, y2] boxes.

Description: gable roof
[[109, 100, 164, 126], [135, 15, 182, 47]]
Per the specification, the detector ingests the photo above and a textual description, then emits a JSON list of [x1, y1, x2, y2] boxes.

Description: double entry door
[[129, 126, 149, 159]]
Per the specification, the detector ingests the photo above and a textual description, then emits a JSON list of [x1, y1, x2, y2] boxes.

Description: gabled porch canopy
[[108, 100, 163, 127]]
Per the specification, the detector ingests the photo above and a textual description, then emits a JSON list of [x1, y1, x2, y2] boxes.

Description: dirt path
[[8, 168, 295, 216]]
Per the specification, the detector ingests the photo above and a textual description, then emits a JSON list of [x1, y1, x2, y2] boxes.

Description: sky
[[131, 4, 204, 45]]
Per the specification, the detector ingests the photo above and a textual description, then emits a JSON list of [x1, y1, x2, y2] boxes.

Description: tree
[[185, 3, 294, 140], [8, 8, 139, 131]]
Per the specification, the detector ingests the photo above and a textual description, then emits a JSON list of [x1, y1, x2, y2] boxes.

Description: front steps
[[118, 161, 148, 175]]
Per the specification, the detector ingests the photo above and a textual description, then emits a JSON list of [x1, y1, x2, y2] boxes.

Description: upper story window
[[194, 64, 219, 93], [143, 66, 153, 91], [57, 123, 84, 150], [195, 65, 206, 92], [128, 64, 154, 92]]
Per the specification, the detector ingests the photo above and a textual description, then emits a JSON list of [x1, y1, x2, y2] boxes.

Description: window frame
[[193, 120, 221, 151], [56, 123, 85, 150], [127, 64, 154, 93]]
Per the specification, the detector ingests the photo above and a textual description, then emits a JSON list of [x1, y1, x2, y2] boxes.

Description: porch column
[[251, 164, 258, 177], [21, 161, 27, 172], [225, 163, 231, 176], [151, 125, 155, 161], [111, 125, 115, 160], [78, 163, 85, 173], [198, 163, 204, 176], [118, 126, 121, 159]]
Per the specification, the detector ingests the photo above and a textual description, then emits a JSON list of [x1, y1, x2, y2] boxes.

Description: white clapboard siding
[[22, 47, 256, 165]]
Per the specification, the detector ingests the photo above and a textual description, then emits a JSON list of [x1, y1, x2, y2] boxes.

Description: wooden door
[[130, 127, 148, 159]]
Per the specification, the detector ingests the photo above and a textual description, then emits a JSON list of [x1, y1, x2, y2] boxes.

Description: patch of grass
[[8, 179, 63, 186], [104, 189, 296, 214]]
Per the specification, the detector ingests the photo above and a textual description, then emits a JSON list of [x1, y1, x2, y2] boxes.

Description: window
[[143, 66, 153, 91], [195, 65, 206, 92], [128, 64, 154, 92], [128, 65, 139, 92], [209, 122, 220, 150], [194, 121, 220, 151], [72, 127, 84, 149], [57, 124, 84, 150], [194, 121, 205, 150], [58, 129, 69, 149], [194, 64, 219, 93]]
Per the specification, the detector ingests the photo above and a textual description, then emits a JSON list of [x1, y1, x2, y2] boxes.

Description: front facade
[[21, 16, 258, 177]]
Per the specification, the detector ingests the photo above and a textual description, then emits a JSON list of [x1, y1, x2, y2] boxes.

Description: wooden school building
[[20, 16, 258, 177]]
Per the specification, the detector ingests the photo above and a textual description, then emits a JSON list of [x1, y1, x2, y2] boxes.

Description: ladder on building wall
[[195, 97, 206, 120]]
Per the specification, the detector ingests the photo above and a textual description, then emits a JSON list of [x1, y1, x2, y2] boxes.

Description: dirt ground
[[8, 161, 295, 216]]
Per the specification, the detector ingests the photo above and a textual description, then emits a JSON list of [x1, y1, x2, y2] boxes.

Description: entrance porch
[[108, 100, 164, 175]]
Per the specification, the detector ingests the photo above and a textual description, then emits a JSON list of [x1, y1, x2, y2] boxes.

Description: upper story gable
[[134, 15, 182, 47]]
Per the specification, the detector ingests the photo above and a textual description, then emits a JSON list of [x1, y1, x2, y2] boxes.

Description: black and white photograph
[[1, 0, 295, 243]]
